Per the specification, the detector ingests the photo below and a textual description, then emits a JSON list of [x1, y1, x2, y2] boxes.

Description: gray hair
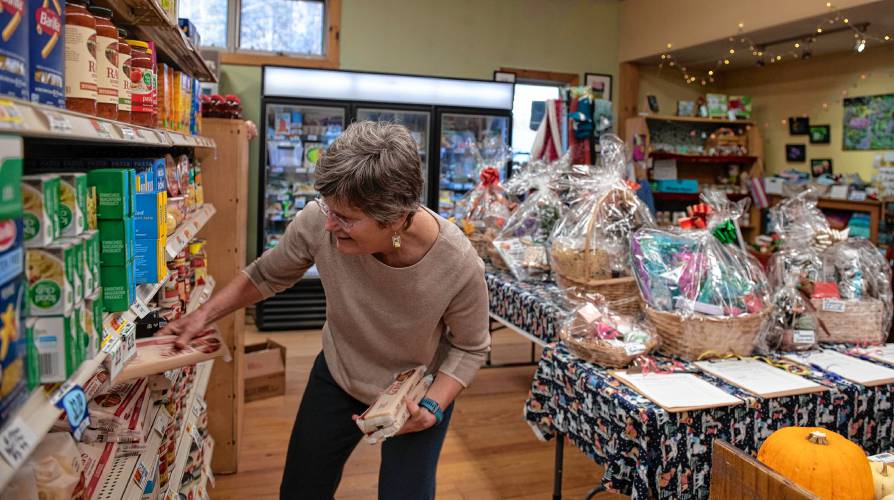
[[314, 121, 423, 228]]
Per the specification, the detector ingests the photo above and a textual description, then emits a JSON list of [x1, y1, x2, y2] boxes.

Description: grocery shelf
[[186, 276, 217, 314], [92, 0, 216, 82], [166, 204, 217, 260], [163, 360, 214, 500], [644, 114, 755, 126], [0, 97, 215, 148], [650, 151, 758, 164]]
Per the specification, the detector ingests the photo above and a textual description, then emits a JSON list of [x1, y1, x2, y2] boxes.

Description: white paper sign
[[0, 418, 38, 468], [695, 358, 824, 398], [612, 371, 741, 412], [822, 299, 846, 313], [793, 330, 817, 344], [154, 408, 171, 436], [784, 350, 894, 386]]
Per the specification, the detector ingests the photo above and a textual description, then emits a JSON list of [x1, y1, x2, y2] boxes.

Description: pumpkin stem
[[806, 431, 828, 445]]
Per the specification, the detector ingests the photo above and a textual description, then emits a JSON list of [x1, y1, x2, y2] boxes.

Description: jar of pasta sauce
[[64, 0, 96, 115], [87, 6, 118, 120], [117, 28, 131, 123], [126, 40, 153, 127]]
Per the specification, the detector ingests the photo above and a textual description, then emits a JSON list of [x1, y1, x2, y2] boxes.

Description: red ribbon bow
[[479, 167, 501, 188], [678, 203, 712, 230]]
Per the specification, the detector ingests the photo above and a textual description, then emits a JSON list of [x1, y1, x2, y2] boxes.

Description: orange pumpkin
[[758, 427, 873, 500]]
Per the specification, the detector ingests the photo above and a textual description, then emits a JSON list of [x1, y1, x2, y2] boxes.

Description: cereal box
[[28, 0, 64, 107], [22, 174, 59, 246], [58, 173, 88, 237], [0, 277, 27, 427], [26, 240, 75, 316], [31, 312, 79, 383]]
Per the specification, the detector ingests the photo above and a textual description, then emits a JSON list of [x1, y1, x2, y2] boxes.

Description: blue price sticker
[[54, 385, 90, 440]]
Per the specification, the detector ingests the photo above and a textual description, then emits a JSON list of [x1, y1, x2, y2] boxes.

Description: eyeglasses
[[316, 197, 357, 230]]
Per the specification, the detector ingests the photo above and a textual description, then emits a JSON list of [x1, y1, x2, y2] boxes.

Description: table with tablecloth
[[485, 270, 894, 499]]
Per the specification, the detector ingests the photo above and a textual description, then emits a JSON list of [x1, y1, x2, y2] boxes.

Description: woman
[[160, 121, 491, 499]]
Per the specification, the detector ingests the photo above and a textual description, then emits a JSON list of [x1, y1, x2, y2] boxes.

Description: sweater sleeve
[[437, 254, 491, 387], [243, 203, 323, 299]]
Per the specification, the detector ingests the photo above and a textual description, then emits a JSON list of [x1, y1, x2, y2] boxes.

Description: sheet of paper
[[862, 344, 894, 367], [783, 350, 894, 387], [611, 371, 741, 412], [694, 359, 825, 398]]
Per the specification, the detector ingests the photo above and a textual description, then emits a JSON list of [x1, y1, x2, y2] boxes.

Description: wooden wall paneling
[[198, 118, 250, 473], [498, 67, 580, 85], [618, 62, 640, 140]]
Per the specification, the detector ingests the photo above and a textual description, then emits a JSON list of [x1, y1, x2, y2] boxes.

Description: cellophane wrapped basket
[[559, 292, 659, 367], [755, 271, 820, 353], [811, 239, 893, 344], [630, 227, 770, 360], [453, 166, 513, 263], [550, 135, 653, 314]]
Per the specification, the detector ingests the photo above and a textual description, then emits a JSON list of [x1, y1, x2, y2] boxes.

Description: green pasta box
[[31, 312, 79, 383], [87, 169, 132, 220], [0, 277, 27, 426], [22, 174, 60, 247], [24, 318, 39, 391], [74, 301, 86, 364], [75, 232, 94, 295], [0, 136, 23, 220], [26, 240, 76, 316], [58, 238, 85, 303], [57, 173, 88, 237], [101, 262, 134, 312], [84, 291, 102, 358], [98, 217, 134, 266], [82, 230, 100, 294]]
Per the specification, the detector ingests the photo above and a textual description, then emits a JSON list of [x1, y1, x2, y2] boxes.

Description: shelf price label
[[132, 299, 151, 319], [0, 418, 38, 469], [42, 110, 72, 134], [54, 385, 90, 440], [154, 408, 172, 436], [189, 422, 203, 447], [90, 119, 112, 139], [0, 99, 23, 130], [119, 125, 135, 141], [133, 459, 150, 490]]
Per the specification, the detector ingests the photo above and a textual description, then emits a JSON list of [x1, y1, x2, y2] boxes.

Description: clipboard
[[611, 370, 742, 413], [860, 344, 894, 367], [694, 358, 827, 399], [783, 350, 894, 387]]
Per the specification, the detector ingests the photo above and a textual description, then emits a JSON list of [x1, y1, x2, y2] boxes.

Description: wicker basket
[[643, 306, 767, 360], [467, 232, 492, 261], [559, 316, 660, 368], [811, 298, 886, 344], [555, 273, 641, 315]]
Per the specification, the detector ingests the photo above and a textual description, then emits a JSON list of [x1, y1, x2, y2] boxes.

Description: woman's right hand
[[156, 309, 210, 349]]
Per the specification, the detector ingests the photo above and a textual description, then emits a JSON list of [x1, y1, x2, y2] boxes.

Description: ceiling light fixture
[[855, 37, 867, 53]]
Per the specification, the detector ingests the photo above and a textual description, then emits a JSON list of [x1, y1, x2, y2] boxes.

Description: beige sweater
[[244, 202, 491, 404]]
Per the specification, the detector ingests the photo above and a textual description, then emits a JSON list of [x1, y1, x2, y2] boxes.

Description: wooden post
[[198, 118, 250, 474], [710, 440, 818, 499], [618, 62, 640, 140]]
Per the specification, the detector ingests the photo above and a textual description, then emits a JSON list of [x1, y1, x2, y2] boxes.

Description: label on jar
[[95, 35, 118, 104], [64, 24, 97, 99], [118, 54, 131, 111], [131, 67, 153, 113]]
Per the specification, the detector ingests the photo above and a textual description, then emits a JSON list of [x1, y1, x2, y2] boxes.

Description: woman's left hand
[[395, 397, 437, 435]]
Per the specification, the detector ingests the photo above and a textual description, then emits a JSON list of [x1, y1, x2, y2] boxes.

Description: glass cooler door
[[355, 108, 431, 204]]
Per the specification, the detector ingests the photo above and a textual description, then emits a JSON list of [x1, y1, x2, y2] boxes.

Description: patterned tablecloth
[[485, 271, 894, 499]]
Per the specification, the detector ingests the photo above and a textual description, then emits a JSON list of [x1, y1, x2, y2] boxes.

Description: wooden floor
[[212, 325, 624, 499]]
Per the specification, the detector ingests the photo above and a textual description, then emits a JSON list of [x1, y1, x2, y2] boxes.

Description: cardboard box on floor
[[244, 340, 286, 402]]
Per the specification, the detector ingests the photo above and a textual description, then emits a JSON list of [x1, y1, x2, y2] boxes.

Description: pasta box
[[0, 218, 23, 286], [28, 0, 64, 107], [84, 290, 102, 358], [81, 230, 99, 295], [57, 173, 88, 237], [0, 0, 28, 100], [75, 231, 93, 294], [30, 311, 80, 383], [57, 237, 84, 302], [0, 276, 27, 428], [87, 169, 132, 220], [134, 191, 167, 239], [244, 340, 287, 402], [24, 317, 37, 390], [134, 235, 166, 285], [98, 216, 134, 266], [0, 136, 22, 220], [22, 174, 60, 247], [26, 240, 76, 316], [100, 262, 134, 312]]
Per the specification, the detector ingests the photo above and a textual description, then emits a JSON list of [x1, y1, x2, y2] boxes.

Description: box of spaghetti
[[0, 277, 27, 428], [26, 239, 75, 315]]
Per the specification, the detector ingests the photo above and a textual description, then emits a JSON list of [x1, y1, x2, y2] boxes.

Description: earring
[[392, 232, 401, 249]]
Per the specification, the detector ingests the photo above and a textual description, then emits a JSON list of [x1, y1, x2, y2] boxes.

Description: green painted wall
[[220, 0, 620, 262]]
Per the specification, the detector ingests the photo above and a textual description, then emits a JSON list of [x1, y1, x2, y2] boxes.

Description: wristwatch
[[419, 397, 444, 425]]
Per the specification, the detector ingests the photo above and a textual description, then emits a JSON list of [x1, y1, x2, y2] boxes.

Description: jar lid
[[87, 6, 113, 18], [126, 39, 149, 49], [118, 27, 128, 37]]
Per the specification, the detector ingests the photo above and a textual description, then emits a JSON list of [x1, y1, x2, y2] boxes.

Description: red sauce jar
[[87, 6, 118, 120], [64, 0, 97, 115], [126, 40, 153, 127], [117, 28, 131, 123]]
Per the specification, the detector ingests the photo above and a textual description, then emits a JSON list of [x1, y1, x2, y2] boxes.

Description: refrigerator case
[[435, 111, 511, 218]]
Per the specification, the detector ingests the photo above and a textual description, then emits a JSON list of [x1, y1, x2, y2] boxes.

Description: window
[[178, 0, 327, 57]]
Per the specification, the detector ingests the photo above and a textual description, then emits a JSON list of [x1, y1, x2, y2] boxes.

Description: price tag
[[624, 343, 646, 356], [154, 408, 171, 436], [154, 130, 167, 143], [0, 99, 23, 129], [793, 329, 816, 344], [121, 323, 137, 361], [0, 418, 38, 468], [135, 129, 150, 142], [822, 299, 846, 313], [132, 459, 149, 490], [132, 300, 151, 319], [43, 110, 72, 134], [101, 335, 119, 353], [90, 119, 112, 138], [190, 423, 203, 447], [54, 385, 90, 440], [120, 126, 135, 141]]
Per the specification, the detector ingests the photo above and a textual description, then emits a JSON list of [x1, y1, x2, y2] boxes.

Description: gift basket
[[549, 135, 653, 314], [492, 170, 564, 281], [767, 187, 848, 253], [766, 225, 824, 291], [810, 239, 893, 344], [755, 270, 820, 353], [630, 227, 770, 360], [453, 166, 513, 261], [559, 292, 659, 367]]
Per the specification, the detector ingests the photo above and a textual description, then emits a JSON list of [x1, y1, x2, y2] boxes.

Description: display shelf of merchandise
[[163, 360, 214, 500], [0, 97, 216, 148], [92, 0, 216, 82], [186, 276, 216, 314], [644, 114, 755, 125], [649, 151, 758, 164], [166, 204, 217, 260]]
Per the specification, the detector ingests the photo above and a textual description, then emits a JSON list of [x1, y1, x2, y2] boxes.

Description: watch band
[[419, 397, 443, 425]]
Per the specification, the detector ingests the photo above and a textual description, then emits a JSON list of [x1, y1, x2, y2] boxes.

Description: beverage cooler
[[256, 67, 513, 330]]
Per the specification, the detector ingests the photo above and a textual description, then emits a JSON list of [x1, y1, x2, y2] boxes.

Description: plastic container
[[28, 0, 64, 107], [87, 7, 118, 120], [63, 0, 96, 115], [0, 0, 28, 99], [126, 40, 153, 127], [147, 41, 158, 126], [117, 28, 131, 123]]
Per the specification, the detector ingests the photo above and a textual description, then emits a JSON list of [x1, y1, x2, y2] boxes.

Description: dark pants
[[280, 353, 453, 500]]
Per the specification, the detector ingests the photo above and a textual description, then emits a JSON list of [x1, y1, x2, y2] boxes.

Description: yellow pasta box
[[26, 240, 76, 316], [57, 173, 88, 237], [0, 277, 27, 427], [22, 174, 60, 247], [30, 312, 80, 383]]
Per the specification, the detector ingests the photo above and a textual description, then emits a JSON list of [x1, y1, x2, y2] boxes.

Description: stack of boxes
[[89, 168, 137, 314], [0, 136, 27, 426], [134, 159, 168, 285]]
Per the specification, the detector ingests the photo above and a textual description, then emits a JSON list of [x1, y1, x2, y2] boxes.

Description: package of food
[[115, 328, 229, 381], [57, 238, 84, 303], [30, 312, 80, 383], [358, 371, 432, 445], [767, 187, 839, 252], [87, 169, 133, 220], [57, 174, 88, 237], [82, 230, 100, 295], [559, 296, 659, 367], [26, 241, 76, 316], [28, 0, 64, 107], [0, 0, 28, 100], [22, 174, 60, 247], [100, 262, 134, 312], [0, 277, 27, 428], [755, 271, 820, 353], [97, 216, 134, 266], [89, 378, 146, 432], [30, 433, 82, 500], [356, 366, 428, 437]]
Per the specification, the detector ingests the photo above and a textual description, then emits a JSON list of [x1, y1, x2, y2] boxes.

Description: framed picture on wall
[[789, 117, 810, 135], [811, 158, 833, 177], [584, 73, 612, 100], [786, 144, 807, 162], [810, 124, 831, 144]]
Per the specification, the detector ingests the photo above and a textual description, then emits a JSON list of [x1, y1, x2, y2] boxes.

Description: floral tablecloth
[[485, 268, 568, 343], [524, 343, 894, 499]]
